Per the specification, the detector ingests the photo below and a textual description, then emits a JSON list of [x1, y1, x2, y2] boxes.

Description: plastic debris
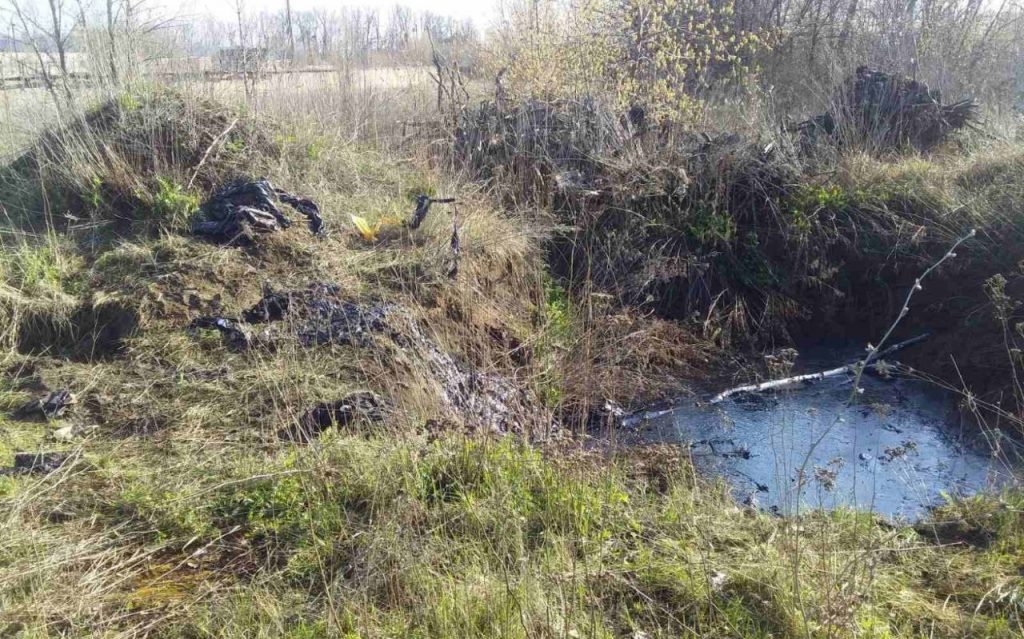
[[191, 178, 324, 243], [13, 389, 74, 420], [350, 215, 380, 241]]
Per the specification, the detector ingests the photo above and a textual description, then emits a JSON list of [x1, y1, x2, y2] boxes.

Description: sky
[[181, 0, 500, 30]]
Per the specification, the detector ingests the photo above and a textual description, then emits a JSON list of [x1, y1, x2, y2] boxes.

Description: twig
[[851, 229, 976, 393], [187, 118, 239, 189], [709, 333, 931, 404], [448, 204, 461, 279]]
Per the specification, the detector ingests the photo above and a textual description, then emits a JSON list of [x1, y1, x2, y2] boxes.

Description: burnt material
[[187, 282, 548, 436], [13, 390, 74, 420], [0, 452, 72, 476], [191, 178, 324, 243], [191, 283, 393, 349], [296, 300, 390, 347], [285, 391, 388, 440], [241, 284, 293, 323]]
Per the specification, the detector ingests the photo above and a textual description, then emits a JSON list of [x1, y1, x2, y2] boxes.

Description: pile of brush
[[798, 66, 978, 152], [450, 66, 982, 341], [452, 96, 808, 340]]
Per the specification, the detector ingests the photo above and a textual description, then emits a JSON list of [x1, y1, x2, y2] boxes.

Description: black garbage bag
[[191, 178, 324, 243]]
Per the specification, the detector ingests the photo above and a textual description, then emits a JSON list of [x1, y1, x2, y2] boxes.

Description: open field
[[0, 67, 435, 158]]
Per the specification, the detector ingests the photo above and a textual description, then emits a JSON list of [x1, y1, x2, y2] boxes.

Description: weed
[[0, 233, 82, 299], [305, 139, 325, 161], [685, 203, 738, 244], [150, 177, 199, 229], [118, 92, 141, 112], [535, 276, 575, 408]]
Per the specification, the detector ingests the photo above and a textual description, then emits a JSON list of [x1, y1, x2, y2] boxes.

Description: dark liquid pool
[[635, 347, 1015, 519]]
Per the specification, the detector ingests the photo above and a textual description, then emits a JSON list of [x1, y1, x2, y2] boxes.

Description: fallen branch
[[187, 118, 239, 189], [711, 229, 975, 405], [709, 333, 931, 404]]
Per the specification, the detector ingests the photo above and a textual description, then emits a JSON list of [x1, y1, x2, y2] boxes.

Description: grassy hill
[[0, 86, 1021, 638]]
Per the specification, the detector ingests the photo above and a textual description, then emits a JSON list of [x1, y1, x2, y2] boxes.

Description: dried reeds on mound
[[798, 66, 979, 153], [1, 89, 279, 237], [453, 95, 807, 338]]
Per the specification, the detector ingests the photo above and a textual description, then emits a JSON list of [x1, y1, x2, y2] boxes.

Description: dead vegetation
[[449, 67, 1024, 427]]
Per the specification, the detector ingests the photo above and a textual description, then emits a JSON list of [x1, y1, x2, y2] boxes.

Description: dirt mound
[[798, 66, 978, 152], [2, 90, 279, 238]]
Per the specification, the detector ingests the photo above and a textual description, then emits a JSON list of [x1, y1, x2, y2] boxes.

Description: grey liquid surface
[[640, 349, 1015, 519]]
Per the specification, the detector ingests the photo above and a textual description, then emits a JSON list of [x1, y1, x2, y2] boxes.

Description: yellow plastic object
[[350, 215, 380, 241], [350, 215, 405, 241]]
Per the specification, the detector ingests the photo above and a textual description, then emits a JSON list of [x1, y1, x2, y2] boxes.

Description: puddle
[[636, 345, 1016, 519]]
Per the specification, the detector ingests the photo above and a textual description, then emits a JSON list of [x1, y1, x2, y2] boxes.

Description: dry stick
[[850, 228, 976, 395], [187, 118, 239, 189], [709, 333, 931, 404], [710, 229, 976, 404]]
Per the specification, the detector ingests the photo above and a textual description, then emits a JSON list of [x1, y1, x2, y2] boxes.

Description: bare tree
[[4, 0, 77, 102], [285, 0, 293, 63], [234, 0, 252, 99], [105, 0, 118, 82]]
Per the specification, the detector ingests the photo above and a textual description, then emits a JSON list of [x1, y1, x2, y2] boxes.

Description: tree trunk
[[46, 0, 72, 99], [285, 0, 295, 63], [106, 0, 119, 84]]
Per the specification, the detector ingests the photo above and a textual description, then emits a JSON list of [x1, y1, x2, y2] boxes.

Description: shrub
[[489, 0, 761, 123]]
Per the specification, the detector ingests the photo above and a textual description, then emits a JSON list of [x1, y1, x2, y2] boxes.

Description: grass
[[1, 432, 1021, 637], [0, 76, 1020, 638]]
